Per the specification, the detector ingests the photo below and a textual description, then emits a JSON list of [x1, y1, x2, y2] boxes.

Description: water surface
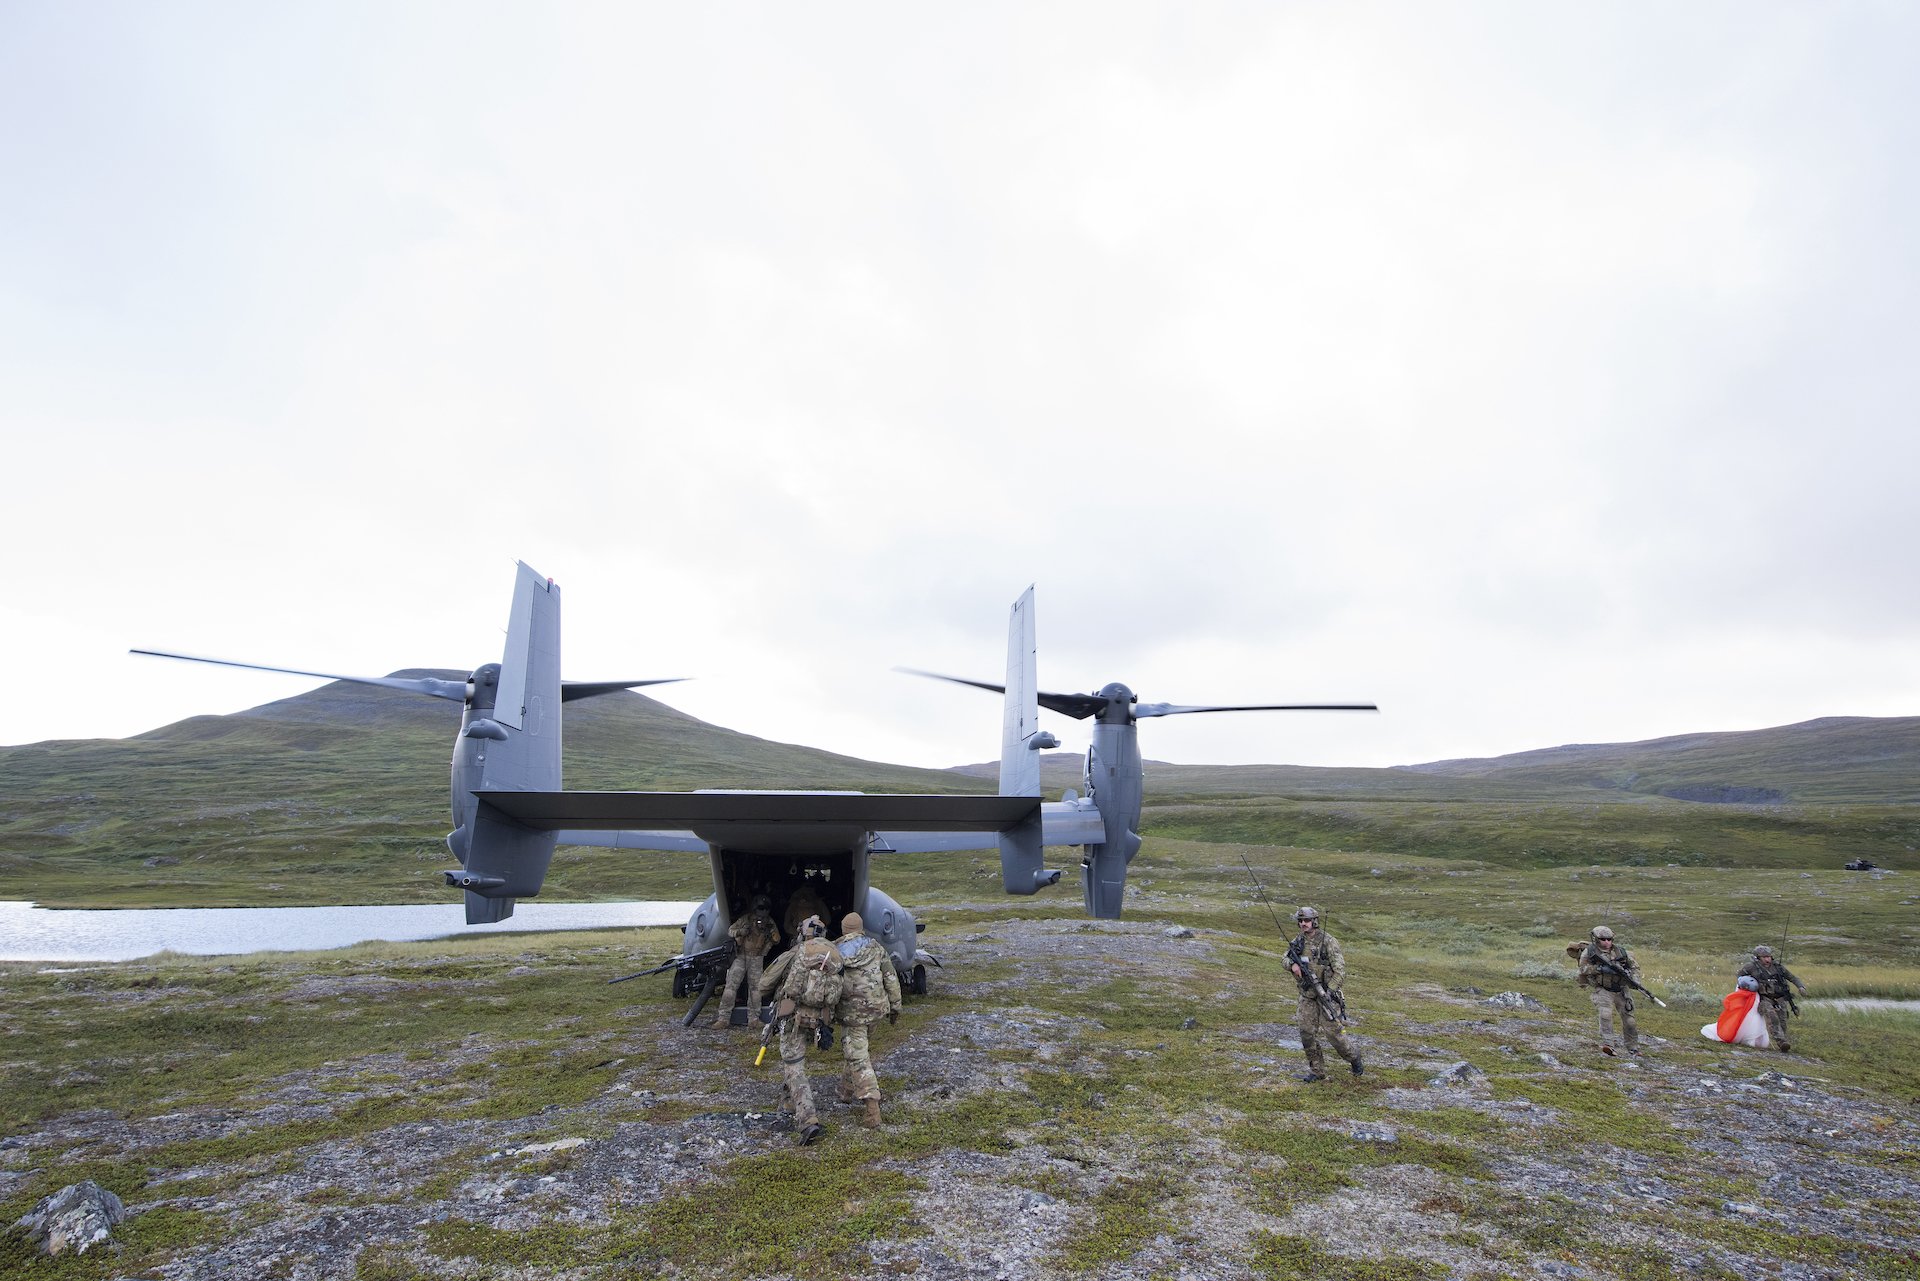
[[1806, 997, 1920, 1016], [0, 899, 700, 963]]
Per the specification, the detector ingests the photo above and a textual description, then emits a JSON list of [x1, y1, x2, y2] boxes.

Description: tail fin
[[445, 562, 563, 922], [996, 587, 1060, 894]]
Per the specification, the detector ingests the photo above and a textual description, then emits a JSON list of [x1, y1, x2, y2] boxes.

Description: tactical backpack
[[786, 939, 844, 1010]]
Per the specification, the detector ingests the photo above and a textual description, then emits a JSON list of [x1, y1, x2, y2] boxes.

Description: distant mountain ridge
[[2, 681, 1915, 904], [1400, 715, 1920, 805]]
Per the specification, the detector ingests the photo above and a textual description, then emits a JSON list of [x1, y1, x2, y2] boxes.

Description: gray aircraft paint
[[138, 562, 1372, 998], [445, 564, 562, 923]]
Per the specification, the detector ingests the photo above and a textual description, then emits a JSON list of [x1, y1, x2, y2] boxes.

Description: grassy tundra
[[2, 834, 1917, 1279], [1, 691, 1916, 1276]]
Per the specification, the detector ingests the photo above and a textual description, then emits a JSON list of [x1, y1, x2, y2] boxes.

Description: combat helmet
[[1294, 906, 1320, 923], [1591, 926, 1615, 941], [799, 915, 827, 939], [750, 893, 772, 912], [1753, 943, 1773, 957]]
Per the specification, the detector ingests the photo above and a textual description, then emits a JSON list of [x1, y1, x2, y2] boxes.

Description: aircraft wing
[[554, 829, 707, 853], [872, 799, 1108, 854], [477, 791, 1041, 854]]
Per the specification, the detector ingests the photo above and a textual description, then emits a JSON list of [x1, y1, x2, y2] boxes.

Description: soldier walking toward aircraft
[[833, 911, 903, 1127], [711, 894, 781, 1028], [1736, 944, 1809, 1053], [754, 914, 844, 1145], [1288, 906, 1363, 1081], [1578, 926, 1643, 1055]]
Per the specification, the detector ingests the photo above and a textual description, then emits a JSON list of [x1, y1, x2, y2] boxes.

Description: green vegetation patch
[[1236, 1121, 1490, 1209], [0, 1206, 225, 1281], [1051, 1172, 1182, 1272], [1491, 1076, 1690, 1158], [1248, 1230, 1444, 1280], [630, 1148, 922, 1274]]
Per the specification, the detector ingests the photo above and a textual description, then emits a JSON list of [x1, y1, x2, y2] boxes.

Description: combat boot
[[862, 1097, 882, 1128], [1350, 1057, 1364, 1077], [710, 1011, 732, 1029], [797, 1123, 824, 1146], [1295, 1071, 1326, 1083]]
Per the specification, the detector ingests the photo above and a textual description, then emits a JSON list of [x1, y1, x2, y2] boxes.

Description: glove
[[888, 1010, 899, 1025]]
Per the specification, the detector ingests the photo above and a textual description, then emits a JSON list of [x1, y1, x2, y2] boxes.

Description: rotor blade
[[1133, 701, 1379, 718], [560, 678, 687, 703], [896, 668, 1107, 720], [895, 667, 1005, 696], [130, 649, 469, 701]]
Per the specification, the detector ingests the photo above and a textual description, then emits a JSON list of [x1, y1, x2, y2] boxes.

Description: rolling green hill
[[1403, 715, 1920, 804], [0, 675, 984, 908], [2, 684, 1915, 907]]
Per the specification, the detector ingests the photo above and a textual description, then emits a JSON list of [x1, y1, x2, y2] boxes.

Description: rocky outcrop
[[14, 1179, 126, 1256]]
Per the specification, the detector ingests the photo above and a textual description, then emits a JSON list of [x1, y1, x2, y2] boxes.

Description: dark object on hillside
[[1660, 784, 1787, 805], [14, 1180, 125, 1256], [1844, 859, 1878, 871]]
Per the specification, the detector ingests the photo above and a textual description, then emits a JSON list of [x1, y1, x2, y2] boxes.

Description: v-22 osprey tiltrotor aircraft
[[137, 563, 1374, 1022]]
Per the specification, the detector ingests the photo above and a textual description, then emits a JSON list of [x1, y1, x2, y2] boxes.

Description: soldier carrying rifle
[[1287, 906, 1364, 1082], [1575, 925, 1655, 1057], [1736, 944, 1809, 1054]]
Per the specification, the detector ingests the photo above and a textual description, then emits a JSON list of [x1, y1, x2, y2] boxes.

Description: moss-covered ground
[[2, 827, 1917, 1278]]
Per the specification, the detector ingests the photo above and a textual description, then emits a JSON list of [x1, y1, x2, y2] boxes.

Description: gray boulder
[[1427, 1061, 1486, 1088], [1483, 991, 1549, 1011], [14, 1180, 126, 1256]]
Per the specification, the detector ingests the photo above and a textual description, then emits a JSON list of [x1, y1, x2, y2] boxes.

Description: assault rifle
[[1588, 953, 1667, 1009], [1286, 934, 1350, 1025]]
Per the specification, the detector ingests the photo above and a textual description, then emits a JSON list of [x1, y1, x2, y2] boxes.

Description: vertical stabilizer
[[445, 562, 564, 922], [1000, 586, 1040, 797], [996, 586, 1058, 895]]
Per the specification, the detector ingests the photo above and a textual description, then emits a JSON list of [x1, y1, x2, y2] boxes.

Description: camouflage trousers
[[1757, 995, 1793, 1051], [1297, 995, 1359, 1074], [776, 1021, 819, 1129], [839, 1022, 880, 1102], [718, 954, 766, 1015], [1591, 988, 1639, 1050]]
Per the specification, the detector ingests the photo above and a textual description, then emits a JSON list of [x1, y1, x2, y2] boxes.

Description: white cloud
[[3, 3, 1915, 769]]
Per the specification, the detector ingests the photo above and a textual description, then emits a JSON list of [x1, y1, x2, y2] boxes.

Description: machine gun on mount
[[609, 941, 737, 1026]]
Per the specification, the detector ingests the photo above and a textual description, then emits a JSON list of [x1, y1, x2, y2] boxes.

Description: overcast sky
[[4, 3, 1916, 773]]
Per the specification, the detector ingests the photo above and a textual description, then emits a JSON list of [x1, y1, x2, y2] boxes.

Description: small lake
[[1806, 997, 1920, 1016], [0, 899, 702, 963]]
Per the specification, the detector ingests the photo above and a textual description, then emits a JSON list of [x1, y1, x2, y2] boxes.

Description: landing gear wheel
[[671, 969, 691, 999], [910, 963, 928, 996]]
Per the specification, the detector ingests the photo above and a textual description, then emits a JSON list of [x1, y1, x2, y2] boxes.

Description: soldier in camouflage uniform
[[1736, 944, 1808, 1053], [711, 894, 782, 1029], [1288, 906, 1363, 1081], [753, 915, 844, 1145], [1577, 926, 1642, 1055], [833, 911, 903, 1128]]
